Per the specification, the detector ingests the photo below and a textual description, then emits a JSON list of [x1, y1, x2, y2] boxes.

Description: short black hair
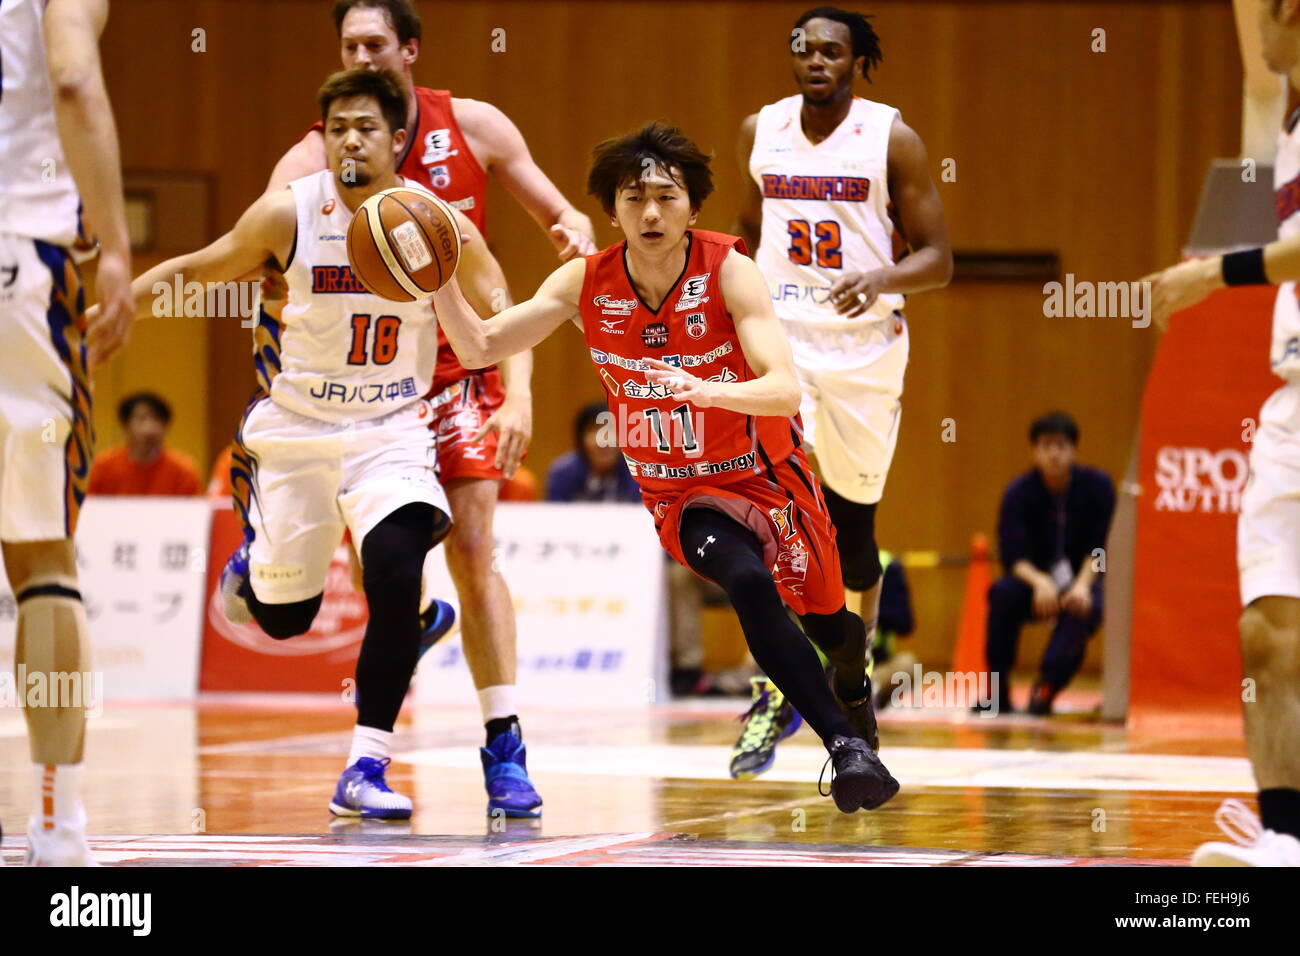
[[586, 121, 715, 216], [1029, 411, 1079, 446], [793, 7, 883, 80], [118, 391, 172, 426], [318, 67, 407, 136], [331, 0, 421, 46]]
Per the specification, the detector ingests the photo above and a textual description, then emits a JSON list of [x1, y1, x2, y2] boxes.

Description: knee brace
[[250, 593, 323, 640], [823, 486, 881, 592]]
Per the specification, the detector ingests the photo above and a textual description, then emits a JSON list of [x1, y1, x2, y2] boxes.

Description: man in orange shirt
[[88, 392, 201, 496]]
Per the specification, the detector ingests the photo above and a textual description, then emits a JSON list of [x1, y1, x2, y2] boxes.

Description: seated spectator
[[89, 392, 201, 496], [545, 402, 640, 503], [983, 411, 1116, 715]]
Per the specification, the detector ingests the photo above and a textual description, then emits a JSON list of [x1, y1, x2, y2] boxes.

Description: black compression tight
[[679, 507, 854, 744]]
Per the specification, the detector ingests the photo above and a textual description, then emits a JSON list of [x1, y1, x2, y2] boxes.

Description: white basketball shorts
[[1239, 381, 1300, 606], [0, 233, 93, 542], [781, 311, 909, 505], [234, 394, 449, 604]]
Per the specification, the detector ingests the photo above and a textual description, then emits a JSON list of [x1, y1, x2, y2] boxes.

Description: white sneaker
[[25, 818, 101, 867], [1191, 798, 1300, 866]]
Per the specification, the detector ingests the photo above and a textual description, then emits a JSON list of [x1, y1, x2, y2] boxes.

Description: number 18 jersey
[[257, 170, 439, 423], [749, 94, 904, 327]]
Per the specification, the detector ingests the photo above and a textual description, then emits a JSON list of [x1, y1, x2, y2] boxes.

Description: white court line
[[394, 743, 1254, 793]]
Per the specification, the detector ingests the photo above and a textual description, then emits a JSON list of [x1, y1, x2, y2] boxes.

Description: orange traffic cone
[[951, 533, 992, 680]]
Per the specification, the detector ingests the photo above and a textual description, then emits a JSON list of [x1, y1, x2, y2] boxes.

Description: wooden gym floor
[[0, 683, 1247, 866]]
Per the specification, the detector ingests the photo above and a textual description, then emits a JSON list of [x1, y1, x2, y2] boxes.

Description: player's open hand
[[548, 224, 597, 262], [85, 249, 135, 367], [475, 393, 532, 479], [1031, 577, 1061, 621], [828, 270, 884, 317], [643, 357, 716, 408], [1140, 257, 1221, 333]]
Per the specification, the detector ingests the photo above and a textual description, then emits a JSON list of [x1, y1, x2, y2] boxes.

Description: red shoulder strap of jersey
[[689, 229, 748, 259]]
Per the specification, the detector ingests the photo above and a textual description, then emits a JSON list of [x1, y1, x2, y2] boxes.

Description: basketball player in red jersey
[[432, 122, 899, 813], [263, 0, 596, 817]]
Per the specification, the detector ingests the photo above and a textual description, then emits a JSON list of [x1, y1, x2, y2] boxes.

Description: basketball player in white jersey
[[107, 68, 510, 819], [0, 0, 134, 866], [1141, 0, 1300, 868], [259, 0, 596, 817], [729, 7, 952, 776]]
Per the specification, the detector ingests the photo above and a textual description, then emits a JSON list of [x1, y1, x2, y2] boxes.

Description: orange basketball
[[345, 186, 461, 301]]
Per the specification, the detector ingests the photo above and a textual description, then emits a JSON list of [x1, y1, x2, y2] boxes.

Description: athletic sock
[[485, 716, 520, 746], [1259, 787, 1300, 841], [477, 684, 518, 722], [347, 725, 392, 766], [32, 763, 85, 831]]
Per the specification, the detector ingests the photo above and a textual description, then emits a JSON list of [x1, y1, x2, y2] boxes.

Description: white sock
[[477, 685, 518, 723], [33, 763, 85, 830], [347, 726, 392, 766]]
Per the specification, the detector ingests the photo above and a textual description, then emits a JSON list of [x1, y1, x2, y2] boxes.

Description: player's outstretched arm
[[1142, 232, 1300, 330], [644, 251, 800, 418], [127, 191, 296, 321], [461, 99, 596, 261], [44, 0, 133, 364], [732, 114, 764, 257], [433, 256, 583, 368]]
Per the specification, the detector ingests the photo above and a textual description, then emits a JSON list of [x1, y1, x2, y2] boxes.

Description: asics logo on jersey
[[760, 174, 871, 202], [321, 199, 336, 215]]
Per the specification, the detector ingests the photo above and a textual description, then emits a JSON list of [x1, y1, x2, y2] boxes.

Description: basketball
[[345, 186, 461, 301]]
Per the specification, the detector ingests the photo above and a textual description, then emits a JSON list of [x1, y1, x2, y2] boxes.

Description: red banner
[[199, 506, 368, 692], [1129, 286, 1276, 727]]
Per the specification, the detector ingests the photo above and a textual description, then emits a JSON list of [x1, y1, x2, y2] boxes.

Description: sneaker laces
[[737, 688, 781, 750], [1213, 798, 1263, 847], [360, 756, 395, 792]]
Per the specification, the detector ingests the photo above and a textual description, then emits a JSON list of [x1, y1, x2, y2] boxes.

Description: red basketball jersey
[[579, 229, 801, 494], [310, 87, 491, 387]]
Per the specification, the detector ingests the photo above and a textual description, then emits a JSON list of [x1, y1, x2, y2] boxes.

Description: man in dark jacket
[[984, 412, 1115, 715]]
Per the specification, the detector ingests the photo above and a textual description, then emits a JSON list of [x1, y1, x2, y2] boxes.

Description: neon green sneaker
[[729, 677, 803, 779]]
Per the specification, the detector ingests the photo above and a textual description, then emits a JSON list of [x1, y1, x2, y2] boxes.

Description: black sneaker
[[1027, 681, 1058, 716], [728, 677, 803, 779], [827, 666, 879, 751], [819, 735, 899, 812]]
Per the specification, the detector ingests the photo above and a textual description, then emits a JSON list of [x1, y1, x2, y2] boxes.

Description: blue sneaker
[[328, 757, 412, 820], [481, 724, 542, 818], [219, 537, 253, 624], [417, 599, 456, 662]]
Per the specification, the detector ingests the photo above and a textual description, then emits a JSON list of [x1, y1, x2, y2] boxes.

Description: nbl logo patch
[[685, 312, 706, 339], [428, 164, 451, 189]]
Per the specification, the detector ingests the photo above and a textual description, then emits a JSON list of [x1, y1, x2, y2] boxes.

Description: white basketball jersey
[[750, 94, 903, 326], [0, 0, 83, 246], [256, 170, 438, 423], [1272, 109, 1300, 382]]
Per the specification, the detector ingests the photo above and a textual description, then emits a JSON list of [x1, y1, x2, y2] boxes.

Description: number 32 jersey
[[256, 170, 439, 423], [749, 93, 904, 326], [579, 229, 800, 494]]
